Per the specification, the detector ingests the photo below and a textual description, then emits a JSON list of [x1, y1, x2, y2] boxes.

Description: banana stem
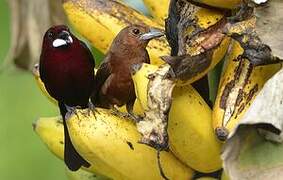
[[136, 64, 174, 150]]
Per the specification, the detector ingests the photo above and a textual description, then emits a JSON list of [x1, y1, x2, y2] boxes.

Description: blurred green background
[[0, 0, 147, 180], [0, 0, 65, 180]]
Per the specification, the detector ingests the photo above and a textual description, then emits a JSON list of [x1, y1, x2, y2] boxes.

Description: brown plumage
[[91, 25, 163, 114]]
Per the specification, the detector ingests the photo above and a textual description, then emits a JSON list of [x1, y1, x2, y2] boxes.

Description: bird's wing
[[91, 55, 111, 105], [79, 40, 95, 67]]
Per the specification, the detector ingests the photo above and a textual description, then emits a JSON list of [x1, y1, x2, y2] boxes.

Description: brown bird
[[91, 25, 163, 116]]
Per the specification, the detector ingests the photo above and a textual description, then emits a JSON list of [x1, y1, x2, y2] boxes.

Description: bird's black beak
[[139, 28, 164, 41], [52, 31, 73, 48]]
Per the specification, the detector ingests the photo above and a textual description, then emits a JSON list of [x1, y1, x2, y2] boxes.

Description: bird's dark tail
[[58, 102, 91, 171]]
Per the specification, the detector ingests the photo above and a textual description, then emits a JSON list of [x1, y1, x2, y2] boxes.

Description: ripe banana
[[62, 0, 170, 66], [212, 41, 282, 141], [191, 0, 242, 9], [142, 0, 169, 25], [34, 113, 194, 180], [132, 63, 223, 173], [67, 108, 194, 180], [65, 168, 110, 180], [33, 116, 115, 178]]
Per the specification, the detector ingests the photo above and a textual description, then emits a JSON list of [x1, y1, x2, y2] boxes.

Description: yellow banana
[[191, 0, 242, 9], [132, 63, 223, 173], [67, 109, 194, 180], [212, 41, 282, 141], [142, 0, 169, 25], [65, 168, 110, 180], [62, 0, 170, 66], [33, 116, 115, 178], [34, 113, 193, 180]]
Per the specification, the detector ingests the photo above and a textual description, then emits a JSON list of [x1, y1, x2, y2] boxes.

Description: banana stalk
[[132, 63, 223, 173], [212, 41, 282, 141], [142, 0, 169, 25], [62, 0, 170, 66], [33, 113, 194, 180]]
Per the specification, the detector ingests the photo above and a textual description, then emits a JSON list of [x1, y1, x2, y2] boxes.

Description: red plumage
[[39, 25, 94, 171]]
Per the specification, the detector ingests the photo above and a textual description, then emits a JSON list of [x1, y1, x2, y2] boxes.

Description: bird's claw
[[87, 101, 100, 118], [127, 113, 143, 123], [64, 105, 78, 120], [110, 107, 128, 118], [110, 106, 142, 122]]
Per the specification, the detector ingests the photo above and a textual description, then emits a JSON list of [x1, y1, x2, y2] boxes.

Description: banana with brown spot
[[212, 41, 282, 141]]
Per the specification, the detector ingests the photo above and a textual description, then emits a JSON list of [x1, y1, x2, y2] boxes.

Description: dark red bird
[[91, 25, 163, 115], [39, 25, 94, 171]]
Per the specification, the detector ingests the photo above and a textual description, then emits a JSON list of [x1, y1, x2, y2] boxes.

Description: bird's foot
[[110, 106, 143, 122], [110, 106, 129, 118], [87, 101, 100, 117], [64, 105, 78, 120]]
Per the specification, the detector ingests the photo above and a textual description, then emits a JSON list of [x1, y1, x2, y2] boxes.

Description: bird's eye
[[132, 28, 140, 35], [47, 32, 53, 39]]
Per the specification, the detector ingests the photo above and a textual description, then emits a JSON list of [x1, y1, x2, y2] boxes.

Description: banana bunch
[[212, 41, 282, 141], [34, 62, 222, 175], [34, 112, 193, 180], [33, 0, 279, 179]]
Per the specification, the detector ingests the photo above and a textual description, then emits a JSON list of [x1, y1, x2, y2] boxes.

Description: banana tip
[[32, 63, 39, 77], [215, 127, 229, 141]]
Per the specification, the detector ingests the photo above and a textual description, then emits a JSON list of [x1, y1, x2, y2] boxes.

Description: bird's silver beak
[[139, 28, 164, 41], [52, 31, 73, 48]]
